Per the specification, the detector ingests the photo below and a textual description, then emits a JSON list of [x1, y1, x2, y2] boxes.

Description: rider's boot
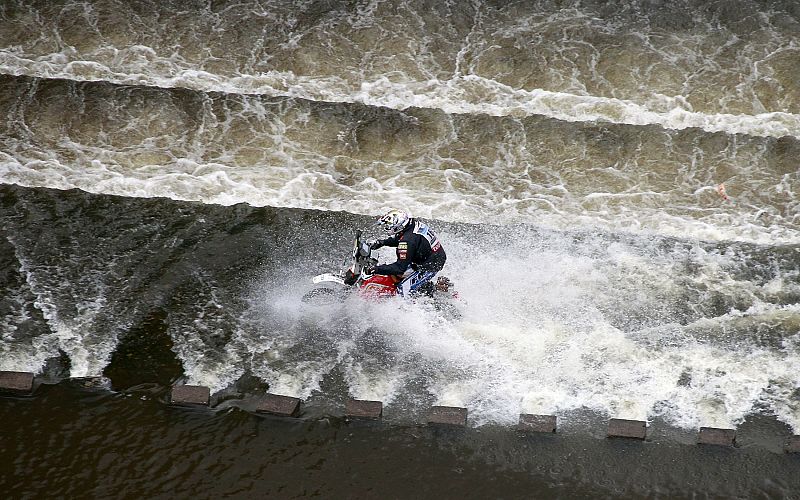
[[415, 281, 435, 297]]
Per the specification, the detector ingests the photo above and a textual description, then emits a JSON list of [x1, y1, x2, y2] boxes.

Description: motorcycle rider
[[366, 208, 447, 297]]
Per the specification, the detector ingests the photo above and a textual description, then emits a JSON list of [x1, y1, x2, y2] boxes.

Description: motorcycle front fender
[[312, 273, 347, 286]]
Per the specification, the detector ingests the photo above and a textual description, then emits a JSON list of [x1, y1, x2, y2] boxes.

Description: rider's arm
[[373, 235, 400, 249], [373, 236, 415, 275], [373, 258, 410, 276]]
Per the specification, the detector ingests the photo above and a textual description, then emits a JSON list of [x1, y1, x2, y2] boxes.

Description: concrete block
[[0, 371, 34, 394], [427, 406, 467, 427], [697, 427, 736, 446], [345, 399, 383, 420], [256, 393, 301, 417], [607, 418, 647, 439], [518, 414, 557, 433], [785, 435, 800, 454], [170, 385, 210, 406]]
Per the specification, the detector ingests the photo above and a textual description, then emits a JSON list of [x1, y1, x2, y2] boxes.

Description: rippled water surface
[[1, 0, 799, 497]]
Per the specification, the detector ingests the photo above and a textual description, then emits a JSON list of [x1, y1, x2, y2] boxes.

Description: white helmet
[[377, 208, 410, 235]]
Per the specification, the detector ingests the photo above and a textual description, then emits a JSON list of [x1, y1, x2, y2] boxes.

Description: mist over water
[[1, 0, 799, 453]]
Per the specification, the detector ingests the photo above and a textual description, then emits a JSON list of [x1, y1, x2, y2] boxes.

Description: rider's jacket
[[373, 219, 446, 276]]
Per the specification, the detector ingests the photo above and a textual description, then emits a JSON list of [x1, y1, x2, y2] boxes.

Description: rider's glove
[[369, 239, 383, 250], [343, 269, 358, 285]]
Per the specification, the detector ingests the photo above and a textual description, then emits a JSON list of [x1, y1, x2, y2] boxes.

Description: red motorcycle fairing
[[359, 274, 399, 298]]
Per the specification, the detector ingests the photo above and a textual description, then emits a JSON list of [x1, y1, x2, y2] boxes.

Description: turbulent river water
[[1, 0, 799, 497]]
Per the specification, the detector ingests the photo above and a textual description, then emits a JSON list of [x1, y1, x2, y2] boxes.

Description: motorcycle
[[301, 230, 458, 307]]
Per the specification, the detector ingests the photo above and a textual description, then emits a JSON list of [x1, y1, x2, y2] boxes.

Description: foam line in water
[[2, 53, 798, 140], [3, 158, 798, 245]]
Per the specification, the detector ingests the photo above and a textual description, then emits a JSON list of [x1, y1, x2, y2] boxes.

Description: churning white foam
[[222, 229, 800, 431], [3, 154, 798, 246], [5, 237, 118, 378], [2, 51, 799, 139], [0, 274, 61, 374]]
